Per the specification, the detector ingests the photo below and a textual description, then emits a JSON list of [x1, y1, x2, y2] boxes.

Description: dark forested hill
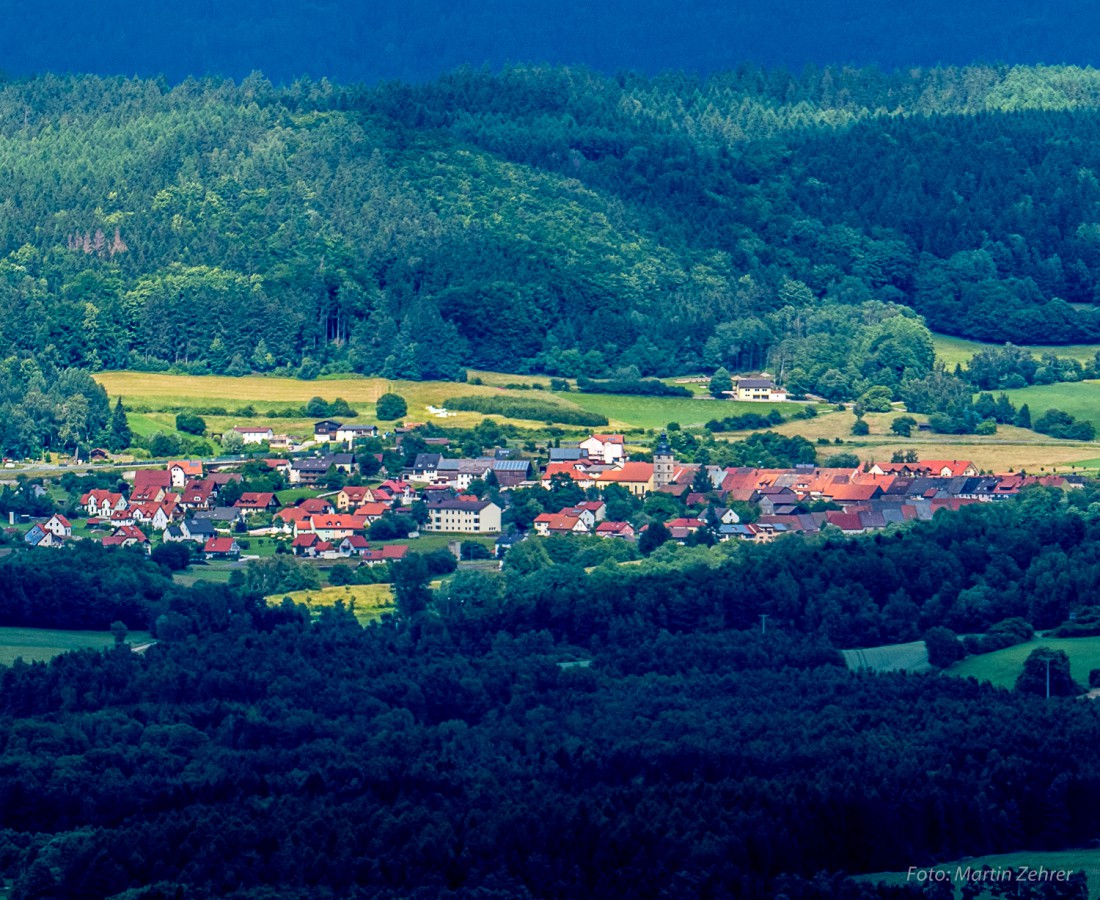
[[5, 1, 1100, 85], [6, 66, 1100, 384]]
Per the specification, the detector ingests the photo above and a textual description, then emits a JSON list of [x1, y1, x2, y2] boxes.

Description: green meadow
[[932, 333, 1100, 369], [0, 627, 153, 666], [947, 636, 1100, 689]]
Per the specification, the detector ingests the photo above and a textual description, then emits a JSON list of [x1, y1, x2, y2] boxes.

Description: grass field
[[857, 848, 1100, 896], [0, 627, 153, 666], [564, 391, 799, 431], [932, 334, 1100, 368], [1000, 381, 1100, 433], [267, 584, 394, 625], [947, 636, 1100, 688], [841, 640, 931, 673], [95, 371, 809, 434]]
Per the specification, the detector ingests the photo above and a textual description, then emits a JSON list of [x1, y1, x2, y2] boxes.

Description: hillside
[[5, 66, 1100, 388]]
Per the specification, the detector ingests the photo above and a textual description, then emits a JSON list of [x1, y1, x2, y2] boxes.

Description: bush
[[851, 419, 870, 436], [1033, 408, 1096, 440], [376, 393, 408, 420], [924, 626, 964, 668], [175, 412, 206, 435]]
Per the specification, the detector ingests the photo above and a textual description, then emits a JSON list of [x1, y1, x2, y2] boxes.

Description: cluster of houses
[[16, 420, 1086, 564]]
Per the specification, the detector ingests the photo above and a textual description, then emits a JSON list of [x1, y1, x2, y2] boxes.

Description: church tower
[[654, 433, 674, 488]]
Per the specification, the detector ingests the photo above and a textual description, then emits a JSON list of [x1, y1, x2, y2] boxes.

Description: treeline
[[6, 67, 1100, 393]]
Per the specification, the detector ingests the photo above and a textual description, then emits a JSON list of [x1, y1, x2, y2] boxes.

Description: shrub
[[175, 412, 206, 435], [376, 393, 408, 420]]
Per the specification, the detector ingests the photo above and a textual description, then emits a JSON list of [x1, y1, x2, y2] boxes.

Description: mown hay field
[[841, 641, 931, 673], [267, 583, 395, 625]]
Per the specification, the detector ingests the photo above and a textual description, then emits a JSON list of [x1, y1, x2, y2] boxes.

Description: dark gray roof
[[426, 498, 495, 512]]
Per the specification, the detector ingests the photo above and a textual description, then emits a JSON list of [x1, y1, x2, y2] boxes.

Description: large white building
[[423, 498, 501, 534]]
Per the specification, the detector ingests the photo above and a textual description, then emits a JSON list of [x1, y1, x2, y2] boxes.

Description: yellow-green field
[[96, 371, 799, 434], [932, 334, 1100, 368], [947, 636, 1100, 689], [267, 583, 395, 625], [857, 848, 1100, 897], [0, 627, 153, 666]]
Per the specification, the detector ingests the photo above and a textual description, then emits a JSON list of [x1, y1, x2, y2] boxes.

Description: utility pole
[[760, 614, 768, 635]]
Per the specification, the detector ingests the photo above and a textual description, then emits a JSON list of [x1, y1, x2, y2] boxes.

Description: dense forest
[[0, 488, 1099, 895], [5, 1, 1100, 84], [8, 66, 1100, 389]]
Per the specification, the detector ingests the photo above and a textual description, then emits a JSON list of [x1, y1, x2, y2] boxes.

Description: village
[[7, 416, 1082, 574]]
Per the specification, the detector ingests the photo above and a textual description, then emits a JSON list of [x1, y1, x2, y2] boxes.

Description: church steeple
[[654, 433, 674, 488]]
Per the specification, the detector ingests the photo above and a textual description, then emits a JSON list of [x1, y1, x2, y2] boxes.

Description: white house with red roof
[[234, 492, 281, 515], [204, 537, 241, 559], [40, 514, 72, 538], [168, 460, 204, 489], [595, 521, 635, 540], [81, 489, 128, 518], [579, 434, 626, 465], [231, 425, 274, 445], [533, 512, 589, 537]]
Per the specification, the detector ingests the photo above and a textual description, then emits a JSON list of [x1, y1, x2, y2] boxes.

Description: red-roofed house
[[133, 469, 172, 496], [533, 512, 588, 536], [179, 479, 218, 510], [130, 504, 172, 531], [595, 521, 635, 540], [81, 490, 127, 518], [352, 502, 391, 522], [594, 462, 655, 497], [168, 460, 204, 488], [232, 425, 274, 445], [362, 544, 409, 565], [104, 525, 150, 549], [665, 517, 704, 540], [234, 492, 281, 515], [308, 515, 368, 542], [580, 433, 625, 464], [295, 497, 334, 515], [204, 537, 241, 560], [292, 533, 320, 556], [33, 514, 72, 539], [337, 485, 377, 510]]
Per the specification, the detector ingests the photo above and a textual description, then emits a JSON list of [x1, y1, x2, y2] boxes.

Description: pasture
[[946, 636, 1100, 689], [0, 627, 153, 666], [267, 583, 395, 625], [841, 640, 931, 673], [564, 391, 798, 431], [857, 847, 1100, 897], [1000, 380, 1100, 432], [932, 333, 1100, 368]]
